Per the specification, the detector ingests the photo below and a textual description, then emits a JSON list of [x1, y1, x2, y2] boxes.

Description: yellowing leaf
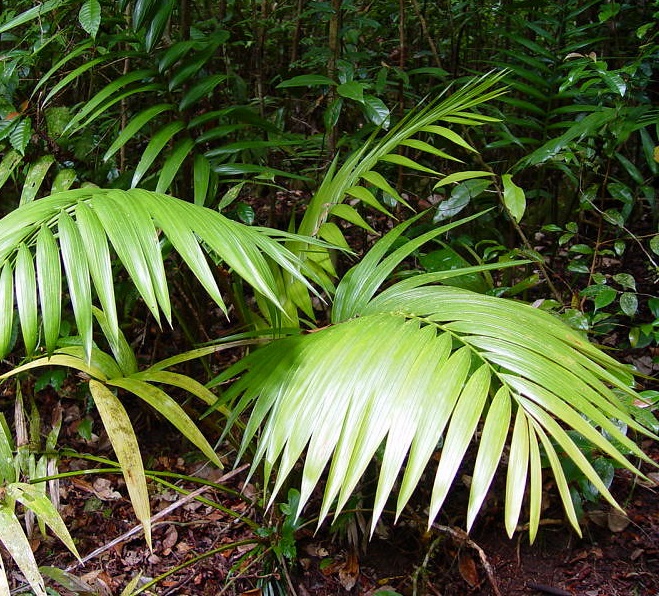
[[89, 380, 151, 548]]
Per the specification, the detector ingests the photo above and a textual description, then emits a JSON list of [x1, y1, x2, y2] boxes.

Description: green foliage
[[215, 219, 654, 542], [0, 1, 657, 591]]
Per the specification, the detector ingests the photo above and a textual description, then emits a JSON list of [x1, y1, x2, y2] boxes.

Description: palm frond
[[0, 188, 321, 360], [227, 300, 653, 538], [222, 221, 655, 540]]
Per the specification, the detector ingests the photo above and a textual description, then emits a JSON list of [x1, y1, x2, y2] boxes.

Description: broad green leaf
[[592, 285, 617, 310], [402, 138, 463, 161], [9, 118, 32, 156], [318, 223, 350, 250], [144, 0, 175, 52], [345, 185, 392, 215], [613, 273, 636, 291], [58, 210, 93, 361], [130, 190, 225, 313], [433, 193, 470, 223], [0, 502, 46, 596], [502, 174, 526, 222], [362, 95, 390, 127], [532, 420, 581, 535], [33, 39, 94, 96], [0, 264, 15, 359], [168, 44, 218, 90], [35, 226, 61, 353], [193, 154, 212, 206], [75, 202, 119, 348], [103, 104, 173, 162], [217, 180, 246, 211], [93, 307, 137, 376], [360, 171, 406, 206], [108, 377, 221, 467], [650, 235, 659, 257], [158, 40, 197, 72], [90, 191, 164, 323], [179, 74, 227, 111], [379, 153, 440, 175], [6, 483, 80, 559], [324, 97, 343, 131], [428, 365, 490, 525], [39, 568, 95, 593], [527, 421, 542, 543], [434, 181, 490, 223], [337, 81, 365, 103], [277, 75, 337, 88], [88, 380, 151, 547], [15, 243, 37, 355], [370, 330, 453, 530], [0, 0, 63, 33], [79, 0, 101, 37], [132, 0, 158, 30], [41, 56, 107, 108], [20, 156, 55, 205], [434, 170, 494, 187], [421, 125, 477, 152], [156, 137, 195, 192], [51, 168, 76, 192], [505, 409, 529, 537], [619, 292, 638, 317], [54, 346, 123, 379], [0, 353, 108, 383], [132, 121, 186, 187], [518, 396, 623, 512], [135, 369, 220, 407], [329, 204, 376, 233], [64, 69, 158, 135]]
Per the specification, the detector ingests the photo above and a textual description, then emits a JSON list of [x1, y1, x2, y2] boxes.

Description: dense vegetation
[[0, 0, 657, 593]]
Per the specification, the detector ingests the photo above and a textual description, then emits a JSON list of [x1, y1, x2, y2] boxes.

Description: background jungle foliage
[[0, 0, 658, 594]]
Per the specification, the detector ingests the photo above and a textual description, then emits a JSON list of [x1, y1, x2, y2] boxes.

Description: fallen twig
[[65, 464, 250, 571], [431, 523, 502, 596]]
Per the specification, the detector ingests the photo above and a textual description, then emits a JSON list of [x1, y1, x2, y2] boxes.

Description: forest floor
[[4, 385, 658, 596]]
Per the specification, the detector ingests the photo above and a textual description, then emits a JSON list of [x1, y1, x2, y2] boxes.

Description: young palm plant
[[214, 213, 656, 543], [0, 74, 653, 594]]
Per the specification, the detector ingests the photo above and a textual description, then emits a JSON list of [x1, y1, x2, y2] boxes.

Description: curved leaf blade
[[36, 226, 62, 353], [89, 380, 151, 547]]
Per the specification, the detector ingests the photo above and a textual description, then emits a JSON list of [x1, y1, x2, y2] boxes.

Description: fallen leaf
[[303, 543, 329, 557], [92, 477, 121, 501], [587, 510, 608, 528], [458, 552, 480, 587], [337, 550, 360, 591], [607, 512, 631, 533], [162, 525, 178, 554]]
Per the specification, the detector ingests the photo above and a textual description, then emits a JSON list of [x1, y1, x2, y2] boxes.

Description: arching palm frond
[[0, 187, 321, 361], [220, 222, 656, 542]]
